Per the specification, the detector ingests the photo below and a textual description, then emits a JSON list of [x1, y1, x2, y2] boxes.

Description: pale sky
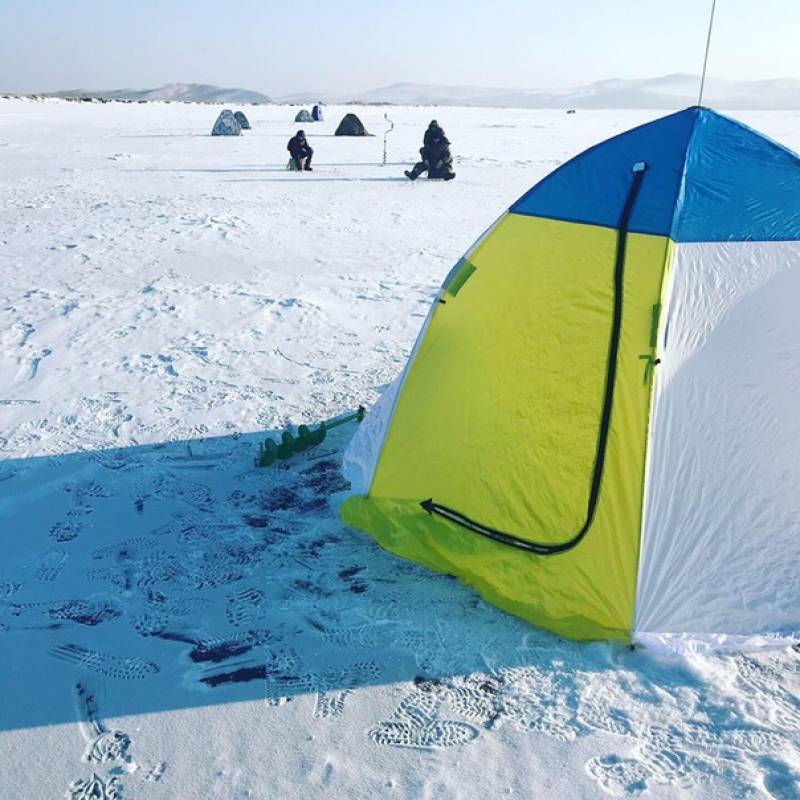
[[1, 0, 798, 95]]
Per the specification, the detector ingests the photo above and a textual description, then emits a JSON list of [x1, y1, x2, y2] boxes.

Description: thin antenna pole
[[698, 0, 717, 106]]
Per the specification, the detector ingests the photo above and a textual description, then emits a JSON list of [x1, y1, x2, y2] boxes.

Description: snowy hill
[[280, 74, 800, 110], [45, 82, 271, 104], [32, 75, 800, 109]]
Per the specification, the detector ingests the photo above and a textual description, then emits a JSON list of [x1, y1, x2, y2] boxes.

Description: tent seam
[[668, 109, 703, 241], [632, 238, 676, 638]]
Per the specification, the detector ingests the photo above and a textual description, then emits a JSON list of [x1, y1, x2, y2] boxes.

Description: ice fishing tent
[[335, 113, 368, 136], [295, 109, 313, 123], [211, 110, 241, 136], [233, 110, 251, 130], [342, 107, 800, 643]]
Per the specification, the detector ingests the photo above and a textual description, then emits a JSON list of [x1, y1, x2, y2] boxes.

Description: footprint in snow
[[15, 347, 51, 381], [50, 644, 160, 680], [757, 755, 800, 800], [144, 762, 167, 782], [0, 582, 21, 598], [35, 548, 68, 581], [13, 322, 35, 347], [50, 520, 81, 542], [369, 681, 479, 749], [585, 754, 651, 797], [75, 682, 135, 766], [66, 772, 121, 800]]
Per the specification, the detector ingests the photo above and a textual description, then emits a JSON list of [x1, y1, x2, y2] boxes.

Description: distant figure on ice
[[312, 103, 324, 122], [287, 130, 313, 171], [404, 120, 455, 181]]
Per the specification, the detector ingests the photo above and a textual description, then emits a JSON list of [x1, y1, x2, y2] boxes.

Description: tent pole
[[698, 0, 717, 106]]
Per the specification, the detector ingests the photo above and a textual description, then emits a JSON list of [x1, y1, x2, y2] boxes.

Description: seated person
[[287, 130, 313, 171], [404, 120, 455, 180]]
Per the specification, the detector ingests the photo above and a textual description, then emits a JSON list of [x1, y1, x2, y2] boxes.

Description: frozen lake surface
[[0, 98, 798, 799]]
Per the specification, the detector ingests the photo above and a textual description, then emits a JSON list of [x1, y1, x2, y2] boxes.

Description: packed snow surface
[[0, 99, 798, 799]]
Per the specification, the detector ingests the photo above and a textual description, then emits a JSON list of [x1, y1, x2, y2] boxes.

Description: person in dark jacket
[[404, 120, 455, 180], [423, 119, 442, 149], [287, 130, 313, 171]]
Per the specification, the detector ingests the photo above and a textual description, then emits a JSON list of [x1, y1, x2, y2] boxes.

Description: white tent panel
[[636, 241, 800, 636], [342, 372, 402, 496]]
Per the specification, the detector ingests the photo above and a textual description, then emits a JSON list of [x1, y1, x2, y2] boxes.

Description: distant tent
[[295, 109, 313, 123], [335, 113, 369, 136], [233, 110, 251, 130], [211, 110, 241, 136], [342, 106, 800, 644], [312, 104, 324, 122]]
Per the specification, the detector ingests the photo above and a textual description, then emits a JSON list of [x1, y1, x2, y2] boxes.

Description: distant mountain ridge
[[44, 83, 271, 104], [33, 75, 800, 109], [290, 74, 800, 110]]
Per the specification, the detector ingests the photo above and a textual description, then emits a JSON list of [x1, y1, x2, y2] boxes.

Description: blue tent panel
[[510, 108, 699, 237], [510, 107, 800, 243], [675, 111, 800, 242]]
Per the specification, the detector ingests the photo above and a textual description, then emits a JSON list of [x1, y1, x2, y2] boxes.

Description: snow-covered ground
[[0, 99, 798, 799]]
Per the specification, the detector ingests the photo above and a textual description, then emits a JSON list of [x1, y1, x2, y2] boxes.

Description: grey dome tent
[[233, 110, 251, 130], [335, 113, 369, 136], [294, 109, 313, 123], [211, 110, 242, 136]]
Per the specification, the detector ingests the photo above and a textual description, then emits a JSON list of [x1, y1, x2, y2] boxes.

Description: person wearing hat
[[405, 120, 455, 181], [287, 130, 314, 171]]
